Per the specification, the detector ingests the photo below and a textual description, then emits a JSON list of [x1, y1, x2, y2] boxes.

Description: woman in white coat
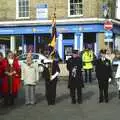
[[21, 53, 39, 105], [115, 63, 120, 99]]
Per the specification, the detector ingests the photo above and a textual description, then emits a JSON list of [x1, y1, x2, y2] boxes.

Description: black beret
[[72, 50, 78, 54]]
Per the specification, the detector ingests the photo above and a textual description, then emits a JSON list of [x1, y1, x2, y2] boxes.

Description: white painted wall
[[116, 0, 120, 20], [115, 35, 120, 51]]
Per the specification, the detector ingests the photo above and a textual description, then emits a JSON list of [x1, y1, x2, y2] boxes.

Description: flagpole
[[48, 1, 57, 59]]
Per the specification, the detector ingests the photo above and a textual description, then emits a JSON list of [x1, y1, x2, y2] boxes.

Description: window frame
[[68, 0, 83, 17], [16, 0, 30, 19]]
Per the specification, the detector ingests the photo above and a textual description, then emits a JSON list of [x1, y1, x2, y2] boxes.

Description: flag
[[48, 12, 57, 48]]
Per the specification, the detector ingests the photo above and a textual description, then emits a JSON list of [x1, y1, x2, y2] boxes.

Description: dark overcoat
[[95, 58, 112, 82], [67, 57, 83, 88]]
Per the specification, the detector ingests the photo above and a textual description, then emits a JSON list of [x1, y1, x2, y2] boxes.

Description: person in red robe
[[2, 51, 21, 105], [0, 52, 5, 98]]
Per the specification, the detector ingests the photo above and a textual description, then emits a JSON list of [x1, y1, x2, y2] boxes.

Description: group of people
[[66, 48, 120, 104], [0, 50, 60, 106], [0, 47, 120, 107]]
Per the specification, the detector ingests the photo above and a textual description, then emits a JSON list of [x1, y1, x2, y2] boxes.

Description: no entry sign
[[104, 20, 113, 30]]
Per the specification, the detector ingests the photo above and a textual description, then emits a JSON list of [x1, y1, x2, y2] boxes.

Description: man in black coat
[[66, 56, 72, 89], [42, 59, 60, 105], [67, 50, 83, 104], [95, 49, 112, 103]]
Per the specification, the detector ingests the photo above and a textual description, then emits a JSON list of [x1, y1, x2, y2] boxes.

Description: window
[[116, 0, 120, 20], [16, 0, 30, 19], [63, 33, 74, 39], [32, 54, 39, 59], [68, 0, 83, 17]]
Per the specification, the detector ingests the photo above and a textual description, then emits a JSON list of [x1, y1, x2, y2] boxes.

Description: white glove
[[39, 66, 44, 72], [50, 72, 59, 81], [109, 78, 112, 83]]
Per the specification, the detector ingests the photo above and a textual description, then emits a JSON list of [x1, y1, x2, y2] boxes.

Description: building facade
[[0, 0, 119, 60], [114, 0, 120, 52]]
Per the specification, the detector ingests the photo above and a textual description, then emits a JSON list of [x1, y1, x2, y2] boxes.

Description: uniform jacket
[[21, 61, 39, 85], [95, 58, 112, 81], [43, 60, 60, 82], [67, 57, 83, 88]]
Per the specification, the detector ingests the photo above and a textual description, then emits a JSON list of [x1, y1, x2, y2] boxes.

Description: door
[[64, 45, 73, 61]]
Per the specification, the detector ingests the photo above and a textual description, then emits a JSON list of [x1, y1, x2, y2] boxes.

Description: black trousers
[[85, 69, 92, 83], [98, 80, 109, 102], [45, 80, 57, 105], [70, 87, 82, 102]]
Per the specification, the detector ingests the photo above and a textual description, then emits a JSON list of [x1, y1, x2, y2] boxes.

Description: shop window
[[16, 0, 30, 19], [83, 33, 96, 43], [68, 0, 83, 17], [63, 33, 74, 40]]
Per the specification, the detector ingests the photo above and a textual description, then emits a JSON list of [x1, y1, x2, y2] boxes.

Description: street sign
[[104, 38, 113, 42], [36, 4, 48, 20], [104, 20, 113, 30], [104, 31, 113, 38]]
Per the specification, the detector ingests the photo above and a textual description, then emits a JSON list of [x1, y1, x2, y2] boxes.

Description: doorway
[[64, 45, 73, 61], [83, 32, 96, 51]]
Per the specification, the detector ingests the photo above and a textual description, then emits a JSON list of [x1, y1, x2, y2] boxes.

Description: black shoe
[[71, 99, 76, 104], [82, 84, 84, 88], [51, 100, 55, 105], [3, 100, 9, 107], [99, 99, 103, 103], [9, 99, 14, 105], [9, 96, 15, 105], [89, 81, 92, 83], [118, 91, 120, 99], [48, 101, 52, 105], [105, 99, 109, 103], [77, 100, 82, 104], [1, 103, 8, 108], [51, 102, 55, 105]]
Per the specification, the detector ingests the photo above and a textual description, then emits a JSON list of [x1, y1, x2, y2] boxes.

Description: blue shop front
[[0, 21, 108, 60]]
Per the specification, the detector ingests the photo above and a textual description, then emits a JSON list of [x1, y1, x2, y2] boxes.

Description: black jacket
[[95, 58, 112, 81], [43, 60, 60, 82], [67, 57, 83, 88]]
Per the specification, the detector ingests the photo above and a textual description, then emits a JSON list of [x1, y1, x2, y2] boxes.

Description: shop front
[[0, 20, 108, 60]]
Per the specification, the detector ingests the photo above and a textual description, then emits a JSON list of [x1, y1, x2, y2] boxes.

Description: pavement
[[0, 78, 120, 120]]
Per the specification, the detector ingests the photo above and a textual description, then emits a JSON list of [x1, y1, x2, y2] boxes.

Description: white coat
[[115, 64, 120, 90], [115, 64, 120, 78], [21, 62, 39, 85]]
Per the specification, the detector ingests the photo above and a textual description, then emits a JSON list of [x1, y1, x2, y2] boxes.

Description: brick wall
[[0, 0, 101, 21]]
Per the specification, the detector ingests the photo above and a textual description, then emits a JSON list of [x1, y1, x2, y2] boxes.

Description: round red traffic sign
[[104, 20, 113, 30]]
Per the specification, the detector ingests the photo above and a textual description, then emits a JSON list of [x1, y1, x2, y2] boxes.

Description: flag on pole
[[48, 12, 57, 49]]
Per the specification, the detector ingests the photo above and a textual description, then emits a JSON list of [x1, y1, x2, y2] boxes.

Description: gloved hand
[[109, 78, 112, 83], [50, 75, 54, 81], [50, 72, 59, 81]]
